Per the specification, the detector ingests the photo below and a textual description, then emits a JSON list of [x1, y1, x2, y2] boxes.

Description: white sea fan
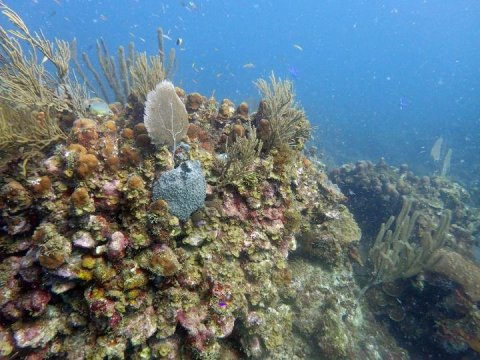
[[144, 80, 188, 150]]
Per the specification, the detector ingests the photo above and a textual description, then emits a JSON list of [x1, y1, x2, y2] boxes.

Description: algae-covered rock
[[12, 306, 65, 349], [0, 325, 14, 357], [119, 306, 157, 346], [297, 205, 361, 266], [136, 245, 181, 277], [33, 222, 72, 270]]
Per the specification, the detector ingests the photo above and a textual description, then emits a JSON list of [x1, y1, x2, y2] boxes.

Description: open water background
[[3, 0, 480, 181]]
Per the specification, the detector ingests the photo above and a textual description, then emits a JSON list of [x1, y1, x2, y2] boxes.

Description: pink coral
[[20, 290, 51, 316], [72, 231, 96, 249], [107, 231, 128, 260], [222, 191, 250, 221], [177, 307, 215, 352]]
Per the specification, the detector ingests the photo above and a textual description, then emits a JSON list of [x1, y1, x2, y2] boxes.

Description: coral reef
[[331, 158, 480, 357], [0, 60, 383, 358], [3, 5, 479, 359]]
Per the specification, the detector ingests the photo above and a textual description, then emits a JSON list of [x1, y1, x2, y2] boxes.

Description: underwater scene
[[0, 0, 479, 359]]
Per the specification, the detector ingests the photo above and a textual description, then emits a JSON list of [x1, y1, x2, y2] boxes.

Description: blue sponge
[[152, 160, 206, 220]]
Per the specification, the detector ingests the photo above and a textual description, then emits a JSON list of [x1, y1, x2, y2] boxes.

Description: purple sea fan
[[144, 80, 188, 151]]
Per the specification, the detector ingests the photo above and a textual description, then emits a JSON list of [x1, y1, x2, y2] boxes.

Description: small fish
[[399, 98, 410, 110], [192, 63, 203, 72], [293, 44, 303, 51], [162, 34, 172, 40], [176, 38, 183, 46], [40, 56, 49, 65], [99, 14, 108, 21], [139, 37, 146, 43], [216, 73, 223, 78], [243, 63, 255, 69], [288, 65, 299, 78], [182, 1, 198, 11], [85, 98, 113, 116]]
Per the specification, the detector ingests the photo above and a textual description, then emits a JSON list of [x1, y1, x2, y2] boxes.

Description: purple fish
[[288, 65, 299, 79], [399, 98, 411, 110]]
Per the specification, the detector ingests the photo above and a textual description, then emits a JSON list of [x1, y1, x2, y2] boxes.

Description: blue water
[[4, 0, 480, 175]]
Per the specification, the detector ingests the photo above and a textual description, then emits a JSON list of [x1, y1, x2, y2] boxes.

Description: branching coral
[[0, 29, 67, 111], [0, 3, 82, 165], [72, 29, 176, 104], [254, 72, 311, 153], [0, 105, 66, 167], [368, 196, 451, 286], [130, 51, 174, 103], [216, 125, 263, 188], [96, 38, 125, 103], [0, 4, 71, 111], [1, 4, 70, 80]]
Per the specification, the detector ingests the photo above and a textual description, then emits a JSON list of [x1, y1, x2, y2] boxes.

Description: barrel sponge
[[152, 160, 206, 220]]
